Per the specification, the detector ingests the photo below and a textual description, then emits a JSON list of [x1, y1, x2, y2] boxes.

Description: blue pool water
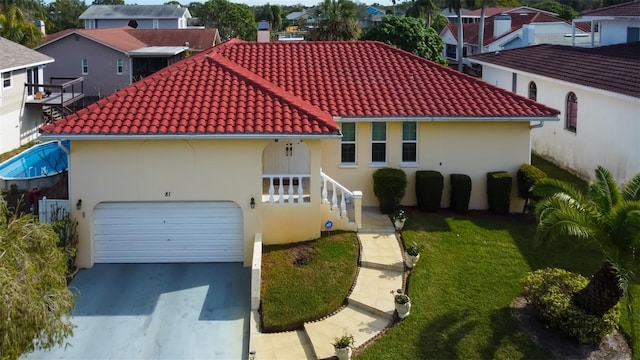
[[0, 140, 70, 179]]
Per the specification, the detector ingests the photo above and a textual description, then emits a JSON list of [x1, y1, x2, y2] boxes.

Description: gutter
[[40, 133, 343, 141], [334, 116, 560, 122], [529, 121, 544, 129]]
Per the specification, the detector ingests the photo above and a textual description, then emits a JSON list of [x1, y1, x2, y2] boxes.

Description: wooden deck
[[24, 92, 84, 107]]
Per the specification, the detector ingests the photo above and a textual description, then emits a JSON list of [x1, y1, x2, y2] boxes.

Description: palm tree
[[311, 0, 361, 41], [407, 0, 436, 29], [447, 0, 464, 71], [533, 166, 640, 317], [0, 4, 43, 47]]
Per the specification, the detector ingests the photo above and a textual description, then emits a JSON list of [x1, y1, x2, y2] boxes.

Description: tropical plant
[[0, 4, 44, 47], [360, 15, 447, 65], [0, 196, 75, 359], [332, 330, 354, 349], [406, 241, 424, 257], [393, 289, 410, 304], [254, 3, 283, 31], [532, 166, 640, 318], [311, 0, 361, 41]]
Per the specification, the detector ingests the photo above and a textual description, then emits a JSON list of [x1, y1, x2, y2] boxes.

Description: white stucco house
[[0, 37, 54, 153], [440, 7, 591, 66], [571, 0, 640, 47], [469, 42, 640, 184], [39, 39, 559, 269]]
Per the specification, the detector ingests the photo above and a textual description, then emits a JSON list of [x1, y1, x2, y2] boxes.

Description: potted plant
[[392, 289, 411, 319], [405, 241, 424, 268], [332, 330, 354, 360], [392, 209, 407, 231]]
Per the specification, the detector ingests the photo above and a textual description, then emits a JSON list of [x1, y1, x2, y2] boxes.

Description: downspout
[[530, 121, 544, 129], [57, 139, 69, 154]]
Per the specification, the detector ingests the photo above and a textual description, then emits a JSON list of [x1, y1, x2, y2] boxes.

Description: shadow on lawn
[[417, 310, 476, 359]]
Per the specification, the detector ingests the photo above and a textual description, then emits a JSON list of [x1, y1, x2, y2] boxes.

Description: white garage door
[[94, 202, 243, 263]]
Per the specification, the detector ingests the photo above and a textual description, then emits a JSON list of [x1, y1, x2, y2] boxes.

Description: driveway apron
[[24, 263, 250, 360]]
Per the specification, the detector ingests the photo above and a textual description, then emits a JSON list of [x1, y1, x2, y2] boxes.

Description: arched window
[[565, 92, 578, 132], [528, 81, 537, 101]]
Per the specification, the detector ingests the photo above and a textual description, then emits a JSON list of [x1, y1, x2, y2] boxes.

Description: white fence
[[38, 197, 70, 223]]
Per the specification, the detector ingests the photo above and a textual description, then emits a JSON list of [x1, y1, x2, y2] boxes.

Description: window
[[445, 44, 457, 59], [565, 92, 578, 132], [153, 18, 159, 29], [627, 27, 640, 42], [528, 81, 537, 101], [116, 58, 124, 74], [371, 122, 386, 164], [511, 73, 517, 92], [85, 19, 95, 29], [402, 122, 417, 163], [81, 58, 88, 75], [340, 122, 356, 164], [2, 71, 11, 88]]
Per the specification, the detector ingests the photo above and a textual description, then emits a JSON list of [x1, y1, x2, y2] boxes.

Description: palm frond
[[608, 202, 640, 251], [623, 172, 640, 201], [589, 166, 622, 214], [535, 194, 599, 246], [532, 178, 584, 200]]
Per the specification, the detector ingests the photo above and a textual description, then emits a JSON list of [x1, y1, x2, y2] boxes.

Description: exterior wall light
[[250, 197, 255, 209], [76, 199, 82, 210]]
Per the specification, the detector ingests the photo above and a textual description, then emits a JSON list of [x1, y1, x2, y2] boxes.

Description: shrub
[[522, 268, 619, 345], [517, 164, 547, 213], [486, 171, 512, 215], [373, 168, 407, 214], [415, 170, 443, 212], [449, 174, 471, 214]]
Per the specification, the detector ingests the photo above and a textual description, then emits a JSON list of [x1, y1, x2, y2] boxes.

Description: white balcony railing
[[262, 174, 310, 204]]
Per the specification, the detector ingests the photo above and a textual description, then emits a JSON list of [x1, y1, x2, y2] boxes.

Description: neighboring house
[[469, 42, 640, 184], [0, 37, 53, 153], [572, 0, 640, 47], [286, 9, 316, 28], [39, 39, 558, 268], [358, 6, 385, 28], [35, 27, 220, 101], [79, 5, 192, 30], [441, 8, 592, 65]]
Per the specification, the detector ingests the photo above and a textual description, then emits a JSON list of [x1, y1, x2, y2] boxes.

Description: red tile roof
[[38, 27, 219, 52], [581, 0, 640, 16], [41, 39, 559, 137], [469, 42, 640, 98], [444, 12, 589, 46]]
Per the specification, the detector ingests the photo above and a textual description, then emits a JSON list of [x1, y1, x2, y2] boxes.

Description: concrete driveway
[[24, 263, 250, 360]]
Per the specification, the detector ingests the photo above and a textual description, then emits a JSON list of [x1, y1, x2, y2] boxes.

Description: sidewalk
[[249, 207, 405, 359]]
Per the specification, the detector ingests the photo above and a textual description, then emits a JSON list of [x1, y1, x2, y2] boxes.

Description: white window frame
[[85, 19, 95, 29], [81, 58, 88, 75], [401, 121, 418, 166], [370, 122, 387, 166], [116, 58, 124, 74], [340, 122, 356, 167], [153, 18, 160, 29], [2, 71, 12, 89]]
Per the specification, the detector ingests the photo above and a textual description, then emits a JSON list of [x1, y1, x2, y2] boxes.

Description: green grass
[[0, 141, 38, 163], [532, 153, 589, 191], [356, 211, 639, 359], [260, 231, 358, 332]]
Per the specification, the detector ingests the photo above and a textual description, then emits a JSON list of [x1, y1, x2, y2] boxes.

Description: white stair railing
[[320, 170, 353, 218]]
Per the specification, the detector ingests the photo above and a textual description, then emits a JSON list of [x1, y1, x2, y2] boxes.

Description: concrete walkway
[[249, 207, 405, 359]]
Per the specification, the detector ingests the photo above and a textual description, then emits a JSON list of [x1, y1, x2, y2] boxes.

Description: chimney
[[493, 14, 512, 38], [34, 20, 45, 36], [257, 20, 270, 43], [522, 24, 535, 46]]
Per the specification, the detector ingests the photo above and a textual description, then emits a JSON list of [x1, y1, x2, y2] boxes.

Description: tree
[[533, 166, 640, 318], [254, 3, 283, 32], [196, 0, 256, 41], [46, 0, 87, 33], [92, 0, 123, 4], [0, 5, 44, 47], [0, 200, 75, 359], [311, 0, 361, 41], [406, 0, 436, 29], [361, 15, 446, 65], [531, 0, 578, 21]]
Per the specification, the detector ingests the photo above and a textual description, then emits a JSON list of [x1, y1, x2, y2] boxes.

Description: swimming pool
[[0, 140, 70, 179]]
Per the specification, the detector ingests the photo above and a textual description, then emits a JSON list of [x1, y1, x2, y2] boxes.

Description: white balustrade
[[262, 174, 310, 204], [320, 170, 353, 218]]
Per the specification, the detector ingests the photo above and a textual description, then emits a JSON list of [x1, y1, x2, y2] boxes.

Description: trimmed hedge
[[486, 171, 512, 215], [373, 168, 407, 214], [522, 268, 620, 345], [449, 174, 471, 214], [517, 163, 547, 199], [415, 170, 443, 212]]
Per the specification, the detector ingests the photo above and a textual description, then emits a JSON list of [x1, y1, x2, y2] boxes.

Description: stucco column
[[352, 190, 363, 229]]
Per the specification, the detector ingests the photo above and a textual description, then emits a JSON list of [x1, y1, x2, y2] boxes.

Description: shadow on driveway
[[25, 263, 250, 360]]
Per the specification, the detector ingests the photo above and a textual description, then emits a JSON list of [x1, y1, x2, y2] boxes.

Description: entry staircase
[[42, 105, 74, 123]]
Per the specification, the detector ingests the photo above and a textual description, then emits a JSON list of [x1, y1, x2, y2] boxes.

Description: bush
[[517, 164, 547, 199], [373, 168, 407, 214], [449, 174, 471, 214], [522, 268, 619, 345], [486, 171, 512, 215], [415, 171, 443, 212]]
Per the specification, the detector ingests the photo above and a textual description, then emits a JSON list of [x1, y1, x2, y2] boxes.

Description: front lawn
[[356, 211, 639, 359], [260, 231, 358, 332]]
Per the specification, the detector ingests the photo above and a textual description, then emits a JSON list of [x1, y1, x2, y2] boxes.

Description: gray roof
[[79, 5, 191, 20], [0, 37, 54, 72]]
